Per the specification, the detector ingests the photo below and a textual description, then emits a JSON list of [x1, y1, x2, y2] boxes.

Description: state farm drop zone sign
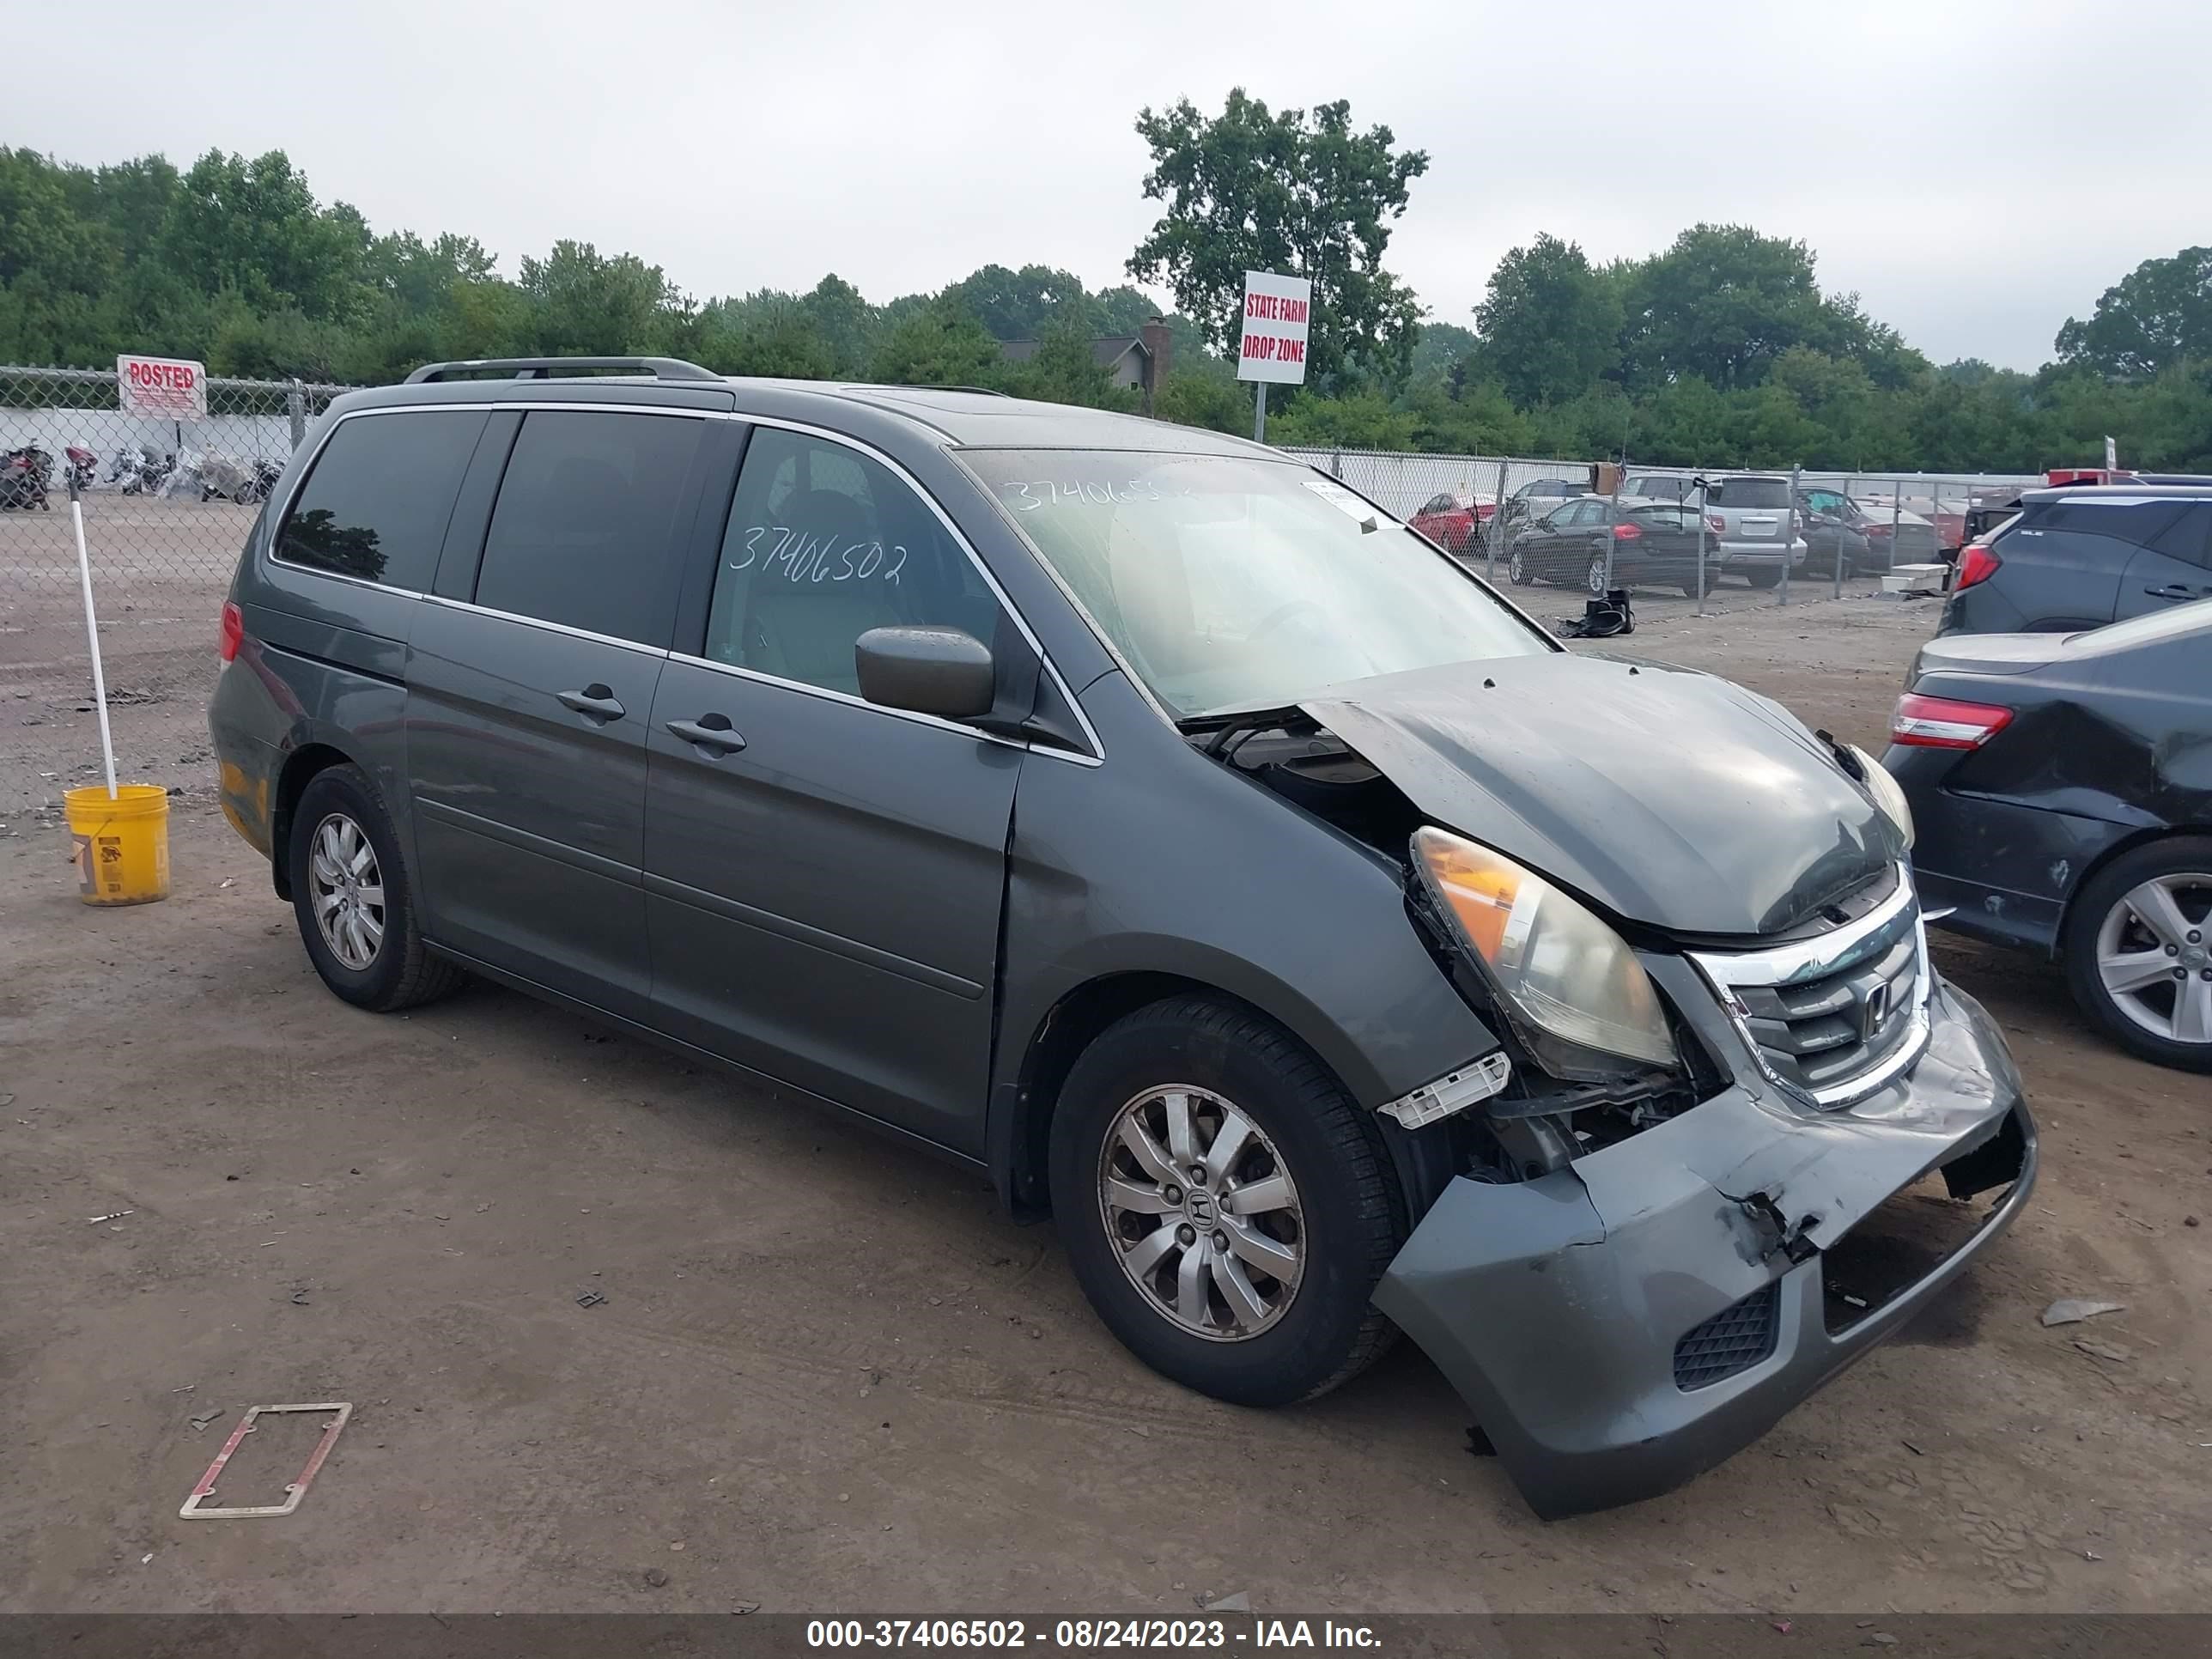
[[118, 355, 209, 420], [1236, 271, 1313, 386]]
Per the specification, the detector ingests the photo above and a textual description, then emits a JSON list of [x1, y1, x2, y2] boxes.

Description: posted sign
[[117, 354, 208, 420], [1237, 270, 1311, 386]]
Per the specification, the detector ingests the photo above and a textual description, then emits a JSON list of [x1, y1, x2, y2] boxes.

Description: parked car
[[210, 356, 2033, 1520], [1623, 474, 1808, 586], [1798, 486, 1943, 571], [1506, 495, 1715, 595], [1884, 600, 2212, 1072], [1941, 484, 2212, 637], [1408, 489, 1497, 557], [1497, 477, 1584, 536], [1853, 486, 1970, 554], [1795, 490, 1874, 579]]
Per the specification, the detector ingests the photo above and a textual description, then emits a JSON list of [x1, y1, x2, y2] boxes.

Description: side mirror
[[855, 625, 995, 720]]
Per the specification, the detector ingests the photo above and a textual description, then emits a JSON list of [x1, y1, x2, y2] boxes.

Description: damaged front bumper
[[1371, 968, 2035, 1522]]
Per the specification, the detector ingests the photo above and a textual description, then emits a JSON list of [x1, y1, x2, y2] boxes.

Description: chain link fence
[[3, 364, 356, 642], [1280, 445, 2041, 618], [3, 363, 2044, 699]]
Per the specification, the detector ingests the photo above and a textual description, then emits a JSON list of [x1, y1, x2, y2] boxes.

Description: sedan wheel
[[1585, 553, 1610, 596], [2063, 838, 2212, 1073], [1097, 1085, 1304, 1341], [308, 811, 386, 970], [1508, 547, 1531, 585], [2093, 873, 2212, 1048]]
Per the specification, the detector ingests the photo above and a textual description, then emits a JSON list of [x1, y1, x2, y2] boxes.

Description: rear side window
[[474, 410, 704, 646], [2020, 495, 2185, 551], [1719, 477, 1790, 508], [275, 410, 487, 588]]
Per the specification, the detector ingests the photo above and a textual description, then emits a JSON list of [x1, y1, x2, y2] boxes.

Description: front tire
[[1744, 566, 1783, 589], [1508, 546, 1531, 586], [1048, 996, 1405, 1407], [1585, 552, 1610, 596], [2062, 837, 2212, 1073], [288, 763, 466, 1013]]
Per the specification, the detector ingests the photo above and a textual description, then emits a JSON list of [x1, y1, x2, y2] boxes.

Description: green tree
[[1127, 90, 1428, 388], [2055, 247, 2212, 379], [943, 263, 1097, 340], [1472, 234, 1622, 406], [1620, 225, 1841, 392], [866, 303, 1003, 387], [514, 240, 675, 355], [157, 149, 366, 321]]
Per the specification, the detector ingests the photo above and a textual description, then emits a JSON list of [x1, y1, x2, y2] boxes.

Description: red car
[[1409, 490, 1497, 556]]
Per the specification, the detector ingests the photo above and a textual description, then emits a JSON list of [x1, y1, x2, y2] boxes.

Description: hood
[[1304, 653, 1902, 938]]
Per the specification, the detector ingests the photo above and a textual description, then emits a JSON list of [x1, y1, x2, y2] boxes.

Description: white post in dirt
[[1778, 465, 1802, 605], [67, 474, 119, 800]]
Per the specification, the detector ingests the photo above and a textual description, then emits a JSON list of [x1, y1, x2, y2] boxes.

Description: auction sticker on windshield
[[1304, 478, 1393, 528]]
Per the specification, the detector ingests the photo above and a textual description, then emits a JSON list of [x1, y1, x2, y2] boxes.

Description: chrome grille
[[1690, 867, 1931, 1109]]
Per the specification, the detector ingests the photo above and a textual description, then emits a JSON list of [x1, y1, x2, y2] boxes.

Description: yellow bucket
[[66, 784, 172, 906]]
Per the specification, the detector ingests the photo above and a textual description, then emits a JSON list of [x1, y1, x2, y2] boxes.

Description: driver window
[[705, 428, 1004, 698]]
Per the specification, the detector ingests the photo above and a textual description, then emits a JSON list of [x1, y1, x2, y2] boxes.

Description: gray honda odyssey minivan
[[210, 357, 2036, 1518]]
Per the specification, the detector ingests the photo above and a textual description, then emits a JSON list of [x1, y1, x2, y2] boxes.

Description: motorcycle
[[108, 445, 176, 496], [64, 445, 99, 493], [199, 453, 283, 504], [1, 446, 54, 511]]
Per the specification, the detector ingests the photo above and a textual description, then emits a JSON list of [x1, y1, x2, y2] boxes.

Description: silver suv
[[1625, 473, 1808, 588]]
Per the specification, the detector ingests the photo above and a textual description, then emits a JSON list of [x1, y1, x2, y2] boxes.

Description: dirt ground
[[2, 586, 2208, 1616]]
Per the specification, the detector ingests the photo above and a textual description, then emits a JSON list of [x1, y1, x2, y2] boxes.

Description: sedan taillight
[[1892, 692, 2013, 749], [220, 599, 244, 663]]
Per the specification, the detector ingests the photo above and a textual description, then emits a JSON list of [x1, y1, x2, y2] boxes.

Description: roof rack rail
[[910, 385, 1012, 398], [404, 356, 721, 385]]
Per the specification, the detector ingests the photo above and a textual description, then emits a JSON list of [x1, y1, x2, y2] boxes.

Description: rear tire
[[2061, 837, 2212, 1073], [288, 763, 467, 1013], [1585, 553, 1610, 596], [1744, 567, 1783, 589], [1508, 547, 1532, 586], [1048, 996, 1405, 1407]]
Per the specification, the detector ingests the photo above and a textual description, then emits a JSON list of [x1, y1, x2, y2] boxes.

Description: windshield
[[961, 449, 1552, 718]]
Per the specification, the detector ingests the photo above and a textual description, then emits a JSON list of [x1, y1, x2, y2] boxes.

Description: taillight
[[1706, 514, 1725, 536], [1612, 521, 1643, 540], [219, 599, 243, 663], [1955, 543, 2002, 589], [1864, 522, 1892, 538], [1892, 692, 2013, 749]]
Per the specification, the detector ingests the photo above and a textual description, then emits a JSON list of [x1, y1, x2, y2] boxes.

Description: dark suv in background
[[1942, 484, 2212, 635]]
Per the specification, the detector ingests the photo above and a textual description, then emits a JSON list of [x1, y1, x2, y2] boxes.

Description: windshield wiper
[[1174, 703, 1316, 757]]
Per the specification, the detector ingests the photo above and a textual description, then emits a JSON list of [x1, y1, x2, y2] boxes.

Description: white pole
[[68, 476, 118, 800]]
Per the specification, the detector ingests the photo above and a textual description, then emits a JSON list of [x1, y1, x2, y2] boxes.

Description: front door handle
[[2143, 583, 2199, 600], [665, 714, 746, 756], [557, 684, 625, 722]]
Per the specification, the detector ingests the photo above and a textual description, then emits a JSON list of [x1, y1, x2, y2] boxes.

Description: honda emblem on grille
[[1860, 982, 1893, 1042]]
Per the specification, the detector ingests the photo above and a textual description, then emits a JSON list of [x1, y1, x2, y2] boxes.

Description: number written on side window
[[704, 429, 1004, 699]]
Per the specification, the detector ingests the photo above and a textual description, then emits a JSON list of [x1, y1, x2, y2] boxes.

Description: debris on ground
[[2075, 1340, 2132, 1363], [643, 1568, 669, 1588], [2042, 1297, 2126, 1327], [86, 1211, 133, 1224], [575, 1290, 606, 1308], [1200, 1591, 1251, 1613], [1863, 1635, 1897, 1649], [188, 1408, 222, 1431]]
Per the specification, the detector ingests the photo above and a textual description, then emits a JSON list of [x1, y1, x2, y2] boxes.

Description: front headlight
[[1850, 744, 1915, 848], [1413, 827, 1679, 1079]]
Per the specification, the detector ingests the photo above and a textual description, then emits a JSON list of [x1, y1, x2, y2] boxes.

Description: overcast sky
[[14, 0, 2207, 370]]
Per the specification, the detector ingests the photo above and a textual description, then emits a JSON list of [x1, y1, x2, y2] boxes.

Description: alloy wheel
[[2095, 872, 2212, 1045], [308, 811, 386, 971], [1096, 1085, 1304, 1342], [1586, 553, 1609, 596]]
